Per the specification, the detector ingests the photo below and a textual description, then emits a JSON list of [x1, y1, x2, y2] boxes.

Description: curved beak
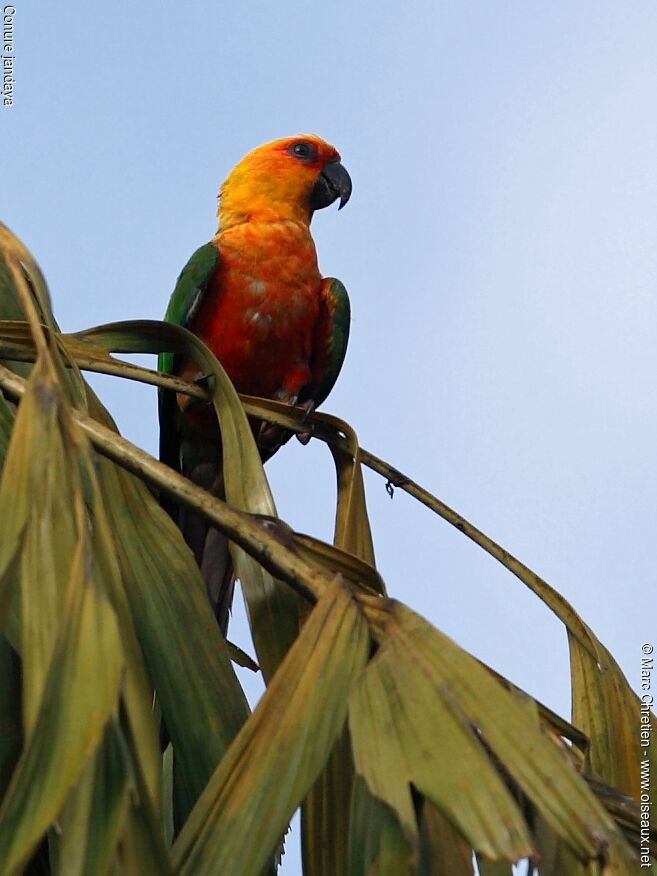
[[310, 160, 352, 211]]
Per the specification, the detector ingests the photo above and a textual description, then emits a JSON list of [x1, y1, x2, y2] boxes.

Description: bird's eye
[[289, 140, 317, 162]]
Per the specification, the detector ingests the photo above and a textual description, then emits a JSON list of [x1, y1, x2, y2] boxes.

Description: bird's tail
[[178, 460, 234, 635]]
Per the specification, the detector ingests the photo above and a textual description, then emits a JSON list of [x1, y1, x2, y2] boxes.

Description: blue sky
[[4, 2, 656, 871]]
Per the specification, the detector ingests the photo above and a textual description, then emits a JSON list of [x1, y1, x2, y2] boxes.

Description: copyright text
[[640, 642, 653, 868]]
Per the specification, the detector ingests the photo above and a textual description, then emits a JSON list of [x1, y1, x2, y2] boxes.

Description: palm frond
[[0, 223, 652, 876]]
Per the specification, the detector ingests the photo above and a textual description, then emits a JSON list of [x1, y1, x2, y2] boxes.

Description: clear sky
[[4, 2, 657, 872]]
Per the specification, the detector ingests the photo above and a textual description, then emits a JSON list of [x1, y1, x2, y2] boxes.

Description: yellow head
[[218, 135, 352, 230]]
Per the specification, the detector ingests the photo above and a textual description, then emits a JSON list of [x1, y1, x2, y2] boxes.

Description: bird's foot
[[297, 399, 315, 419], [180, 373, 214, 414], [296, 399, 315, 444], [271, 388, 298, 405], [194, 372, 215, 391]]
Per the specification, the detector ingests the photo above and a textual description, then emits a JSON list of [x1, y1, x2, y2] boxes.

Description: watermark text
[[640, 642, 653, 868], [3, 5, 15, 107]]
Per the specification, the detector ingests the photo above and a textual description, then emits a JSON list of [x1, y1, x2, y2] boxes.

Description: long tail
[[179, 460, 235, 635], [160, 397, 293, 636]]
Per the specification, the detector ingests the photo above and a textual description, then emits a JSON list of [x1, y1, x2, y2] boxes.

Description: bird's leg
[[177, 371, 215, 415], [296, 399, 315, 445], [194, 372, 213, 390], [256, 389, 294, 455]]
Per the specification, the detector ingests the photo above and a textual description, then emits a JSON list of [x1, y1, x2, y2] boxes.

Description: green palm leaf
[[0, 223, 652, 876]]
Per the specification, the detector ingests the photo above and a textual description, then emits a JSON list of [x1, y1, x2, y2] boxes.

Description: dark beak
[[310, 160, 352, 211]]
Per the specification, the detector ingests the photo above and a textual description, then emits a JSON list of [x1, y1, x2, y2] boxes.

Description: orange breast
[[189, 220, 322, 400]]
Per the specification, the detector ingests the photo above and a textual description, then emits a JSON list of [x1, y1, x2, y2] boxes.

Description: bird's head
[[218, 135, 352, 229]]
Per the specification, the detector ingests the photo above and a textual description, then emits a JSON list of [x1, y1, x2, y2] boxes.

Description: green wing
[[307, 277, 351, 409], [158, 242, 220, 475], [158, 242, 220, 376]]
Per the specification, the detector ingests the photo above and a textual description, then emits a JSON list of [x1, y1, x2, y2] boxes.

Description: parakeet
[[158, 135, 352, 630]]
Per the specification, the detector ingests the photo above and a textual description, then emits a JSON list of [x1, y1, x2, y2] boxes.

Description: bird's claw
[[260, 392, 316, 449], [180, 372, 214, 414], [297, 399, 315, 420], [272, 388, 297, 405], [194, 373, 214, 390], [295, 400, 315, 445]]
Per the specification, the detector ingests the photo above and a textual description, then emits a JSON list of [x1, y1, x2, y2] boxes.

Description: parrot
[[158, 135, 352, 631]]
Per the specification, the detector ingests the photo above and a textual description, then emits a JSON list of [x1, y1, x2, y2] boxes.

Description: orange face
[[218, 135, 350, 228]]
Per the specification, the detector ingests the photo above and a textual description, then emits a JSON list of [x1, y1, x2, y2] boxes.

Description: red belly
[[188, 221, 321, 400]]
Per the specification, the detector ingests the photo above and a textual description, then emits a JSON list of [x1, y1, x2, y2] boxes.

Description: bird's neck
[[218, 203, 313, 232], [218, 174, 313, 230], [214, 218, 319, 275]]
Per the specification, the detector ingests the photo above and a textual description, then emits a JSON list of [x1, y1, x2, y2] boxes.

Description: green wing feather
[[158, 242, 220, 376], [158, 242, 220, 474], [158, 241, 234, 631], [308, 277, 351, 409]]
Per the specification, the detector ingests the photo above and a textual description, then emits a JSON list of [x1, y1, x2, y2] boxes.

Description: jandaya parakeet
[[159, 135, 352, 630]]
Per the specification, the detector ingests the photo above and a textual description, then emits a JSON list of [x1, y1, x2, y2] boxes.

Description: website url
[[640, 643, 653, 868]]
